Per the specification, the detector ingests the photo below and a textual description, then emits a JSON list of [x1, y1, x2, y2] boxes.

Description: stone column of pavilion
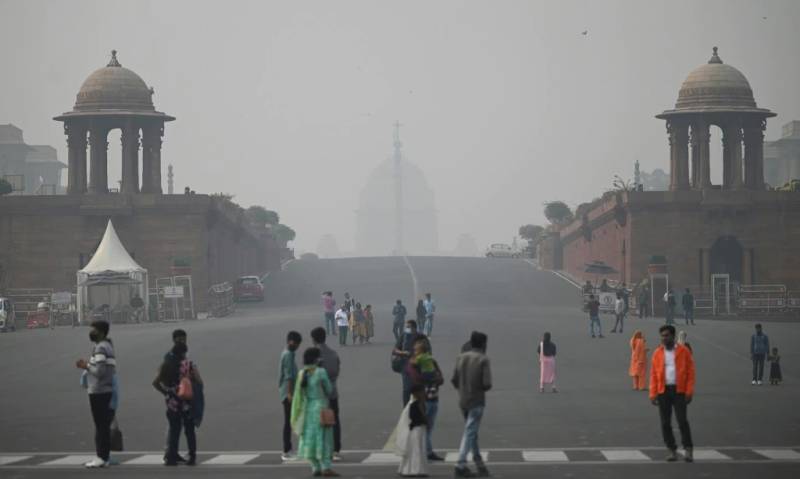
[[54, 50, 174, 195], [657, 47, 774, 191]]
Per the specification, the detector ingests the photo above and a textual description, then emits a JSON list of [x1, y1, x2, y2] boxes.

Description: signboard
[[51, 292, 72, 305], [598, 292, 616, 312], [163, 286, 184, 299]]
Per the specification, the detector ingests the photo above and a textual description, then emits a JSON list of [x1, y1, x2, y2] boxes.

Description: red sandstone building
[[540, 48, 800, 302], [0, 51, 282, 310]]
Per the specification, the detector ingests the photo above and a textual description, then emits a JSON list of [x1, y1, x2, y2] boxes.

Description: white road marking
[[601, 450, 651, 461], [522, 450, 569, 462], [0, 456, 30, 465], [403, 256, 420, 303], [203, 454, 259, 465], [445, 452, 490, 463], [362, 452, 400, 464], [40, 455, 96, 466], [691, 449, 732, 460], [123, 454, 164, 465], [754, 449, 800, 460]]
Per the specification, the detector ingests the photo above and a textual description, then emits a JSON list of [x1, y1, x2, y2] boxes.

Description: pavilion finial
[[708, 46, 722, 64], [107, 49, 121, 67]]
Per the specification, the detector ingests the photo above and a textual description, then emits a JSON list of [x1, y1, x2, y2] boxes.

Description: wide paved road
[[1, 256, 798, 478]]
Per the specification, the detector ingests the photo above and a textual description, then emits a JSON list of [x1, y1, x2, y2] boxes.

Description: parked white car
[[485, 243, 522, 258], [0, 298, 16, 332]]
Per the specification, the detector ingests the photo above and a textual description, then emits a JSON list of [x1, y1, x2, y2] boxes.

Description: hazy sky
[[2, 0, 799, 254]]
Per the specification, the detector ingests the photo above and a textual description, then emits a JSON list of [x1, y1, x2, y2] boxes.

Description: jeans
[[612, 313, 624, 332], [338, 326, 348, 345], [393, 319, 404, 342], [589, 315, 602, 336], [89, 392, 113, 461], [424, 315, 434, 336], [417, 314, 426, 335], [752, 354, 766, 381], [282, 398, 292, 453], [666, 305, 675, 324], [657, 386, 693, 451], [166, 409, 196, 461], [324, 312, 336, 335], [425, 400, 439, 455], [457, 406, 485, 469], [330, 397, 341, 453], [639, 302, 649, 318], [684, 308, 694, 324]]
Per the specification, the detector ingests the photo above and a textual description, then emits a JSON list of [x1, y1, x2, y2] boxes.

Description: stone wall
[[544, 190, 800, 290], [0, 194, 282, 310]]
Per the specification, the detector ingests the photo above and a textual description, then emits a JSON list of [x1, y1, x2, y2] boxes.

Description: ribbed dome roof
[[73, 50, 155, 112], [674, 47, 756, 110]]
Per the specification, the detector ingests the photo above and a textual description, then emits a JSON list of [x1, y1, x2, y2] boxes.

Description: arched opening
[[709, 236, 743, 282], [107, 128, 122, 192], [708, 124, 725, 186]]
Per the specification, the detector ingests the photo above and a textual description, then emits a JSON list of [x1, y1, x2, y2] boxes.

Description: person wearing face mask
[[278, 331, 302, 461], [75, 320, 116, 468], [649, 324, 695, 463], [392, 319, 426, 405]]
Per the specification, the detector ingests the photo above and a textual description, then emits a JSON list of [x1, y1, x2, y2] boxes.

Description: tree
[[543, 201, 574, 225], [245, 206, 280, 227], [518, 224, 545, 244], [272, 224, 296, 244], [0, 178, 13, 196]]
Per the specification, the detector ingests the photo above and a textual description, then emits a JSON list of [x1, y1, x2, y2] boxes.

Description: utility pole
[[393, 121, 404, 256]]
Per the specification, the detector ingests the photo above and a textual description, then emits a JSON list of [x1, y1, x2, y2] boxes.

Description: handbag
[[320, 408, 336, 427], [177, 376, 193, 401], [391, 353, 405, 373], [110, 417, 124, 451]]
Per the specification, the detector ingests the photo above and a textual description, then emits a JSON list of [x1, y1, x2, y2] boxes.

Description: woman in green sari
[[290, 347, 338, 477]]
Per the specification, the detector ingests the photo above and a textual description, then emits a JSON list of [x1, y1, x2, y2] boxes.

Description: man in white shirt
[[611, 292, 625, 333], [335, 306, 349, 346]]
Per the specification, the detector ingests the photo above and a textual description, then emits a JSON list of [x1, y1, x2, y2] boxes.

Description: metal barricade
[[738, 284, 787, 314], [208, 282, 235, 318]]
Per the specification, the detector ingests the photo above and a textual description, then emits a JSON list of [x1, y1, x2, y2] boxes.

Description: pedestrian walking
[[75, 320, 116, 468], [638, 285, 651, 318], [278, 331, 301, 461], [612, 292, 625, 333], [629, 330, 648, 391], [415, 299, 427, 335], [587, 294, 603, 338], [364, 304, 375, 343], [620, 283, 630, 316], [393, 319, 425, 405], [423, 293, 436, 337], [452, 331, 492, 478], [290, 347, 339, 477], [768, 347, 782, 385], [394, 384, 429, 477], [750, 324, 770, 385], [392, 300, 408, 342], [682, 289, 695, 325], [408, 337, 445, 461], [537, 332, 557, 393], [335, 306, 349, 346], [664, 289, 676, 324], [153, 342, 203, 466], [311, 327, 343, 461], [353, 302, 367, 344], [650, 324, 695, 462], [677, 330, 692, 353], [322, 292, 336, 336], [160, 329, 189, 464]]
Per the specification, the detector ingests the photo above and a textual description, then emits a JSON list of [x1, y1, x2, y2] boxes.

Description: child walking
[[768, 347, 782, 385]]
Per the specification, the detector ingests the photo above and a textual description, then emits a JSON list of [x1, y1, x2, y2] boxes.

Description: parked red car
[[234, 276, 265, 302]]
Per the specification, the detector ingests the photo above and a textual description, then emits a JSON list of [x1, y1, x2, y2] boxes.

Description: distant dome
[[358, 158, 435, 212], [674, 47, 755, 110], [73, 50, 155, 112]]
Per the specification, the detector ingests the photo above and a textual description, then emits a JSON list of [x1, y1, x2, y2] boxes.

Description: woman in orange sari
[[629, 330, 648, 390]]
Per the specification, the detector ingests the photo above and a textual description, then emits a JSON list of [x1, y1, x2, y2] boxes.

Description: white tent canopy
[[77, 220, 149, 324]]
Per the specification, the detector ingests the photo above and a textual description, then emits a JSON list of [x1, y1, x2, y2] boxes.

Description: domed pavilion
[[656, 47, 775, 191], [54, 50, 175, 195]]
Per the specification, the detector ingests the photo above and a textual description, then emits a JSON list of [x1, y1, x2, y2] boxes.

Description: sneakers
[[281, 452, 296, 461], [454, 467, 477, 478], [684, 448, 694, 463], [427, 452, 445, 461], [84, 457, 109, 468], [666, 449, 678, 462], [757, 380, 762, 385], [476, 464, 491, 477], [752, 380, 757, 385], [332, 452, 342, 462]]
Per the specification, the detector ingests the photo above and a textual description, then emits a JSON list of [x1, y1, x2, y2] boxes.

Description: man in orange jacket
[[650, 324, 695, 462]]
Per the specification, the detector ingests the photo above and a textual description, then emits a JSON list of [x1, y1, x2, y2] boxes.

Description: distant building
[[355, 130, 438, 256], [764, 121, 800, 188], [638, 168, 670, 191], [0, 124, 66, 194], [317, 234, 341, 258]]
